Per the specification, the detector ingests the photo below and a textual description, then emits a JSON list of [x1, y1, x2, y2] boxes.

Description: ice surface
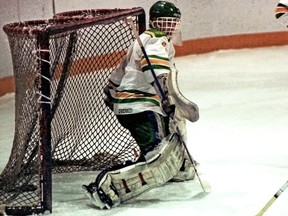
[[1, 45, 288, 216]]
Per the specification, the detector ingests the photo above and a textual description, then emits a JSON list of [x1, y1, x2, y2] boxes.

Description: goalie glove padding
[[167, 69, 199, 122]]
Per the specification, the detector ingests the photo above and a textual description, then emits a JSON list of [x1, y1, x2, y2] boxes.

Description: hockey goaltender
[[82, 1, 200, 209]]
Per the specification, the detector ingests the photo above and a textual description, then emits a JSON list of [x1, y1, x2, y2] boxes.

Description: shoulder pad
[[144, 28, 167, 38]]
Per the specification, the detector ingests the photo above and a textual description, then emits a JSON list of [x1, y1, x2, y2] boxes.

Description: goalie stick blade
[[202, 179, 212, 193], [191, 163, 212, 194]]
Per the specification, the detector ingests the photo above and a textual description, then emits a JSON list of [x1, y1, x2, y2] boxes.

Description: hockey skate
[[82, 181, 118, 209]]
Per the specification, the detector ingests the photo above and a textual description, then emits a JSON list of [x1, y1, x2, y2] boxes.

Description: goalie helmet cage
[[0, 7, 146, 215]]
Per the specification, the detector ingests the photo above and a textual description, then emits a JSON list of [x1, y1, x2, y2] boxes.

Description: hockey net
[[0, 8, 145, 215]]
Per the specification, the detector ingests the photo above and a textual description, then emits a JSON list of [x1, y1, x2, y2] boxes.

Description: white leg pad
[[90, 133, 186, 208]]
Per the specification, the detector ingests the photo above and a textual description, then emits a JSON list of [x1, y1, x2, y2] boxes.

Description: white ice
[[1, 45, 288, 216]]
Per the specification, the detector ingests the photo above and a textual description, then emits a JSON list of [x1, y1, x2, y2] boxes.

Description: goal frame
[[1, 7, 146, 215]]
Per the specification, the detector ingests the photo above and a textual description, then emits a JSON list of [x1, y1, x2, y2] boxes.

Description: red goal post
[[1, 7, 145, 215]]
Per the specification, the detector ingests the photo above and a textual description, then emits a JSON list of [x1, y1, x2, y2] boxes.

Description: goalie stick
[[126, 17, 211, 193], [255, 180, 288, 216]]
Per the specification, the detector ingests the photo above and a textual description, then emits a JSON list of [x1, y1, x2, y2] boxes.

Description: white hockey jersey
[[275, 0, 288, 26], [108, 28, 176, 116]]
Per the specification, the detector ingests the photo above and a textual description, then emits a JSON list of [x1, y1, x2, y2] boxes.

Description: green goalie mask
[[150, 1, 181, 19], [149, 1, 181, 38]]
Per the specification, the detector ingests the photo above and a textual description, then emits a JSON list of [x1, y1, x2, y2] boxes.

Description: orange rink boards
[[1, 31, 288, 97]]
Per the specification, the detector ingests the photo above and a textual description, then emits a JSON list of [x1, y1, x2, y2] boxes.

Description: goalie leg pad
[[170, 151, 199, 182], [85, 133, 185, 209]]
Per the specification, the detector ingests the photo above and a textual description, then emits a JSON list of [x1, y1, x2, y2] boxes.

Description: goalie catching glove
[[167, 69, 199, 122]]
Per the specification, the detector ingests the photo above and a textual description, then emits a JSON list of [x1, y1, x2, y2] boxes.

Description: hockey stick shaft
[[127, 17, 210, 193], [255, 180, 288, 216], [176, 128, 211, 193]]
